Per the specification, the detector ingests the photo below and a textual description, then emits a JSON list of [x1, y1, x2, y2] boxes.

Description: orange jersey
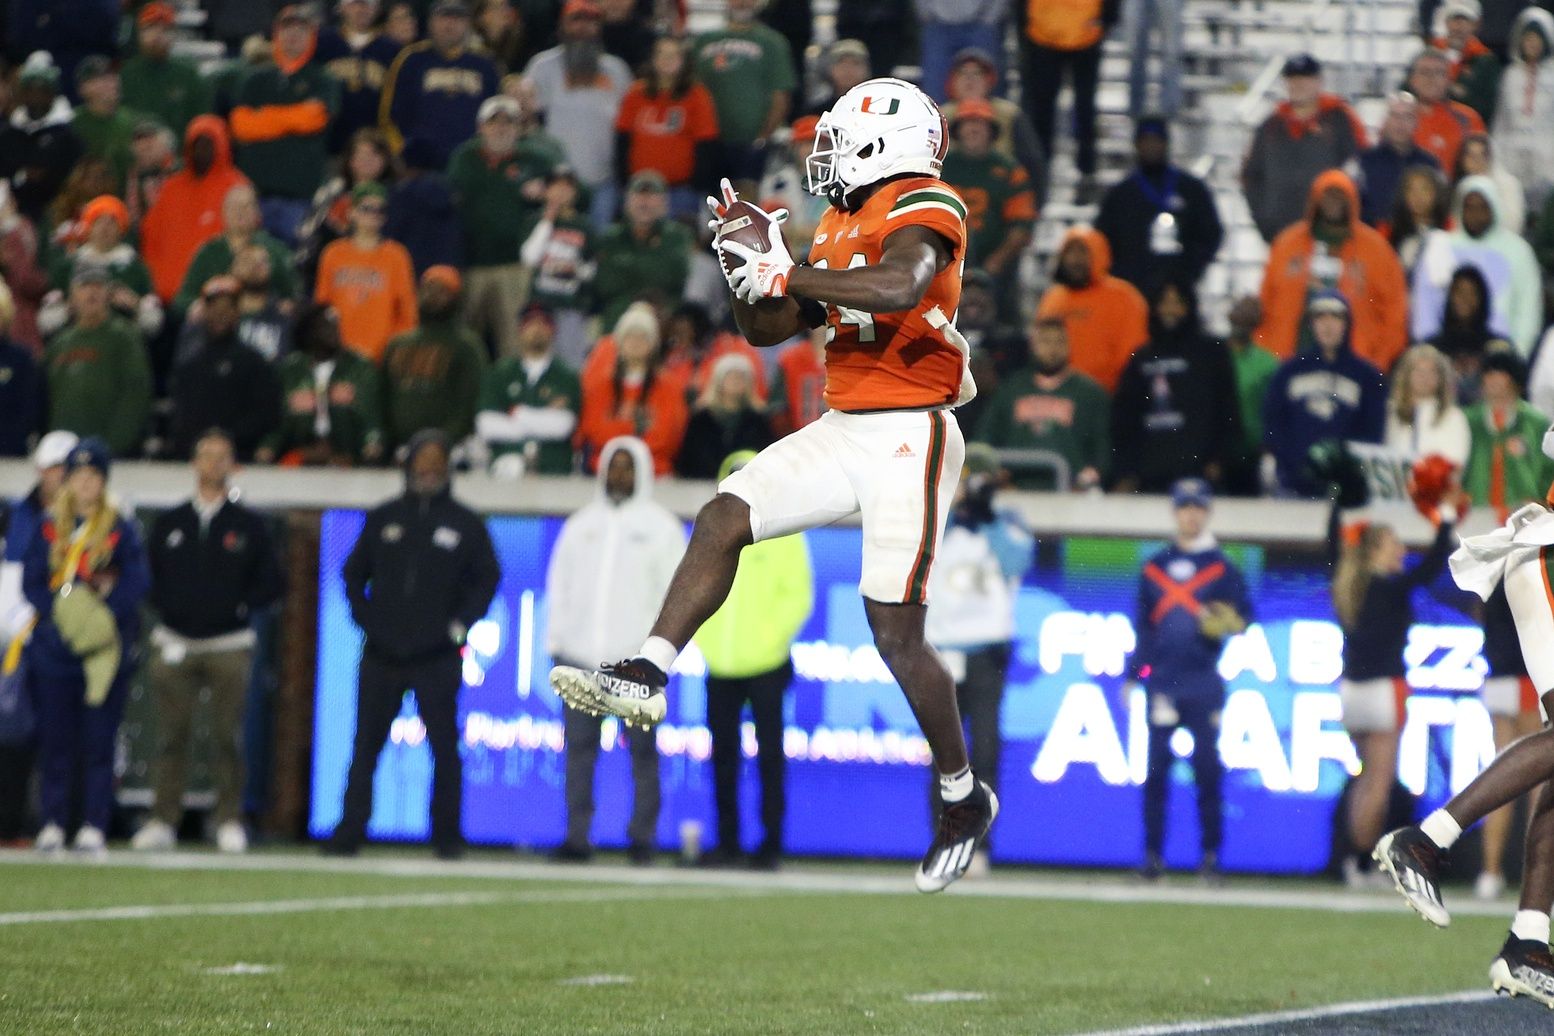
[[808, 176, 967, 412]]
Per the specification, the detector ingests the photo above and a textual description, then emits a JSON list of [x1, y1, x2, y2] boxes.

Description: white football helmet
[[806, 77, 948, 206]]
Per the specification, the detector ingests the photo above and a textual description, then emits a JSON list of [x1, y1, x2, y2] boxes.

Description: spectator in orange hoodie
[[1256, 169, 1409, 371], [576, 301, 688, 475], [313, 182, 417, 362], [1408, 48, 1486, 172], [1035, 225, 1148, 392], [140, 116, 250, 304]]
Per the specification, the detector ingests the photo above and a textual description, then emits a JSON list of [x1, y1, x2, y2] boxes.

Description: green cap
[[963, 442, 1001, 477], [351, 181, 388, 205]]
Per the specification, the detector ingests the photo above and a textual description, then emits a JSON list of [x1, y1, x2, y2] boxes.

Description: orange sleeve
[[230, 100, 330, 143], [881, 193, 968, 258], [582, 336, 617, 390]]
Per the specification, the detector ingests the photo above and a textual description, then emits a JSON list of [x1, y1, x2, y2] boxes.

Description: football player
[[1376, 425, 1554, 1003], [551, 77, 995, 892]]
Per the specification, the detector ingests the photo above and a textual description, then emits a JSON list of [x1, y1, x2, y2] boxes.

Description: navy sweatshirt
[[380, 43, 500, 171], [1131, 542, 1251, 701], [1263, 345, 1387, 497]]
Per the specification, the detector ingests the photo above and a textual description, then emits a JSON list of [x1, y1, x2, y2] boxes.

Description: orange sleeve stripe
[[230, 100, 329, 143]]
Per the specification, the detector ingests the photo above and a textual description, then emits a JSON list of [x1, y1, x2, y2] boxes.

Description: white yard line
[[1072, 990, 1499, 1035], [0, 885, 750, 926], [0, 849, 1524, 919]]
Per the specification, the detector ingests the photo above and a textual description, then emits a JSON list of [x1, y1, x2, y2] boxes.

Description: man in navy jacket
[[1262, 292, 1388, 497], [1131, 479, 1251, 882], [378, 0, 499, 170]]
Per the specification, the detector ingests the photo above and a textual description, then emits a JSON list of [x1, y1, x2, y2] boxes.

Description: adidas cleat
[[915, 780, 998, 894], [550, 658, 668, 728], [1373, 825, 1450, 928], [1490, 936, 1554, 1007]]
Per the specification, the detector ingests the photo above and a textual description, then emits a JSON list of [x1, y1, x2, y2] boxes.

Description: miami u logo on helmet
[[859, 96, 900, 115]]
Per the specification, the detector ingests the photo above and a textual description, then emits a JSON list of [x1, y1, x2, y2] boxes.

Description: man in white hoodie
[[545, 436, 685, 864]]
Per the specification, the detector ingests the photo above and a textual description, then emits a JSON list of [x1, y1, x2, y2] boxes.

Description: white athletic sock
[[940, 767, 973, 803], [1512, 910, 1551, 945], [1420, 809, 1463, 850], [637, 636, 678, 676]]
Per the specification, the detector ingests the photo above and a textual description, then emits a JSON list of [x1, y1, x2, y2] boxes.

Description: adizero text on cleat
[[549, 658, 668, 728], [915, 780, 998, 894], [1490, 936, 1554, 1008], [1373, 825, 1450, 928]]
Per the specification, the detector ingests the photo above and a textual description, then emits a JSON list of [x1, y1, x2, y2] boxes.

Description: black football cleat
[[915, 779, 998, 893], [550, 658, 668, 728], [1374, 825, 1450, 927], [1490, 935, 1554, 1007]]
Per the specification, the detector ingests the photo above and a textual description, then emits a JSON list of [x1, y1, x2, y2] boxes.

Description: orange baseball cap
[[138, 2, 176, 26], [79, 195, 130, 234], [790, 115, 820, 142], [951, 98, 996, 125], [422, 265, 462, 294]]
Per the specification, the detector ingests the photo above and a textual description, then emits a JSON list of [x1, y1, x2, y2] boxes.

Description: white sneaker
[[130, 819, 177, 852], [72, 825, 107, 860], [216, 820, 248, 854], [34, 823, 65, 854], [1475, 871, 1506, 901]]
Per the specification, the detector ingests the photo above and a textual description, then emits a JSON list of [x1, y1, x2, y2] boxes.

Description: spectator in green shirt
[[257, 301, 386, 466], [380, 265, 488, 452], [693, 0, 796, 188], [45, 268, 152, 457], [1223, 295, 1280, 496], [476, 304, 582, 476], [175, 184, 300, 319], [974, 316, 1110, 491], [592, 170, 691, 330], [119, 2, 212, 140], [448, 94, 554, 359], [72, 57, 141, 195], [1463, 352, 1554, 518], [940, 98, 1037, 320]]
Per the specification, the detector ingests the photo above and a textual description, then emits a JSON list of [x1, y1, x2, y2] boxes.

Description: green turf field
[[0, 851, 1524, 1035]]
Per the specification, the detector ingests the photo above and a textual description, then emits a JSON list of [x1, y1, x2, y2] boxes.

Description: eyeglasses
[[357, 203, 387, 214]]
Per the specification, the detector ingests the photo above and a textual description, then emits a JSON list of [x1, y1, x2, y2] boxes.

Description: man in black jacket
[[1095, 116, 1224, 294], [167, 276, 283, 460], [134, 429, 282, 854], [328, 430, 500, 858]]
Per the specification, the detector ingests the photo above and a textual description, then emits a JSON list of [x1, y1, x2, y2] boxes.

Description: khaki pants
[[147, 647, 252, 826], [464, 263, 532, 358]]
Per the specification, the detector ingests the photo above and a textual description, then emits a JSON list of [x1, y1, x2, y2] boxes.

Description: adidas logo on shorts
[[894, 443, 915, 458]]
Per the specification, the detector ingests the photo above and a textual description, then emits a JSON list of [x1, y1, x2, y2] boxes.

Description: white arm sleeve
[[520, 219, 555, 267]]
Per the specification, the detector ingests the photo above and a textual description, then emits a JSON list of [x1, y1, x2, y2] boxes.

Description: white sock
[[1420, 809, 1462, 850], [1512, 910, 1551, 945], [637, 636, 678, 676], [940, 767, 973, 803]]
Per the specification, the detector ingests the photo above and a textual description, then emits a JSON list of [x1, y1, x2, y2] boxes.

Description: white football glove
[[706, 177, 793, 303]]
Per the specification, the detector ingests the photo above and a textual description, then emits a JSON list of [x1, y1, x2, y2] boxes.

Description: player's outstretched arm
[[787, 225, 951, 314]]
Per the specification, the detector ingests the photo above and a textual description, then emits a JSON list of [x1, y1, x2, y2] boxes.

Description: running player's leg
[[1490, 698, 1554, 1005], [1378, 550, 1554, 926], [842, 408, 990, 891], [550, 418, 859, 723]]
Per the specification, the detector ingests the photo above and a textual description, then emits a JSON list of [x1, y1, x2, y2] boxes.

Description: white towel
[[1449, 503, 1554, 600]]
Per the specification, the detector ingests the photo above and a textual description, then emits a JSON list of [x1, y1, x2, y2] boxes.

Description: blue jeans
[[919, 21, 1005, 103], [1128, 0, 1184, 117]]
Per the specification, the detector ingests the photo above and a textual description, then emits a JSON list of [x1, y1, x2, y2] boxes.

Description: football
[[714, 199, 772, 279]]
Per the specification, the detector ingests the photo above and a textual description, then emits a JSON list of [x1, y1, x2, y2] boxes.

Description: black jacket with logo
[[148, 496, 283, 639], [343, 486, 500, 663]]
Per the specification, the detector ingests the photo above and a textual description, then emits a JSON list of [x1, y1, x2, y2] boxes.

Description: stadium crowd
[[0, 0, 1546, 508]]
